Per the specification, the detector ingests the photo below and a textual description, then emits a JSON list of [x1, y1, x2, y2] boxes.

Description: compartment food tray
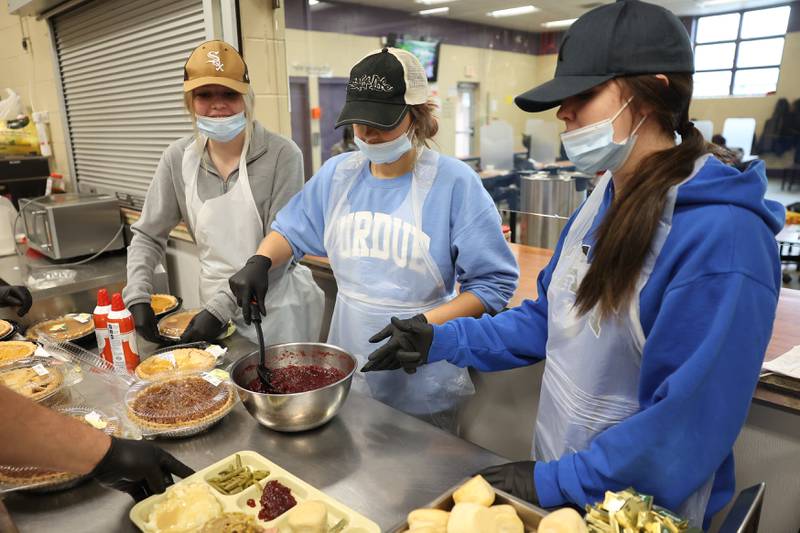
[[130, 450, 380, 532]]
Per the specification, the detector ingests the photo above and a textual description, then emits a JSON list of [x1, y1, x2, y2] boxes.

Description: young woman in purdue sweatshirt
[[229, 48, 519, 432]]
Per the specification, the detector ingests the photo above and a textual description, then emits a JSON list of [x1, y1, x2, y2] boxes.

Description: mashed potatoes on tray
[[144, 482, 223, 533]]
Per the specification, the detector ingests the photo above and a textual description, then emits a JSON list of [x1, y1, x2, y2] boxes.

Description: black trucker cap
[[515, 0, 694, 112], [336, 47, 429, 130]]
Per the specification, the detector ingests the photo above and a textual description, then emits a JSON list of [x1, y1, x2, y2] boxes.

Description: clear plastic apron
[[324, 149, 474, 421], [182, 137, 323, 345], [534, 156, 713, 527]]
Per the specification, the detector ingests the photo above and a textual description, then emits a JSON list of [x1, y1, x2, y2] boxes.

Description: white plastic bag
[[0, 89, 23, 120]]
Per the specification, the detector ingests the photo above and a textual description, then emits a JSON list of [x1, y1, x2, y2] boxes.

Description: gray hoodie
[[123, 122, 304, 323]]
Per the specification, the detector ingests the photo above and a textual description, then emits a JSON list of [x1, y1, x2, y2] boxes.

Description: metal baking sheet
[[386, 477, 547, 532]]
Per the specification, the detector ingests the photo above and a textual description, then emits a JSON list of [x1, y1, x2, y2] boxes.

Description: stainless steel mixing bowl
[[229, 342, 356, 432]]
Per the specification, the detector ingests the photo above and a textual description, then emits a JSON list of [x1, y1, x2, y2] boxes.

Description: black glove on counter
[[361, 314, 433, 374], [90, 437, 194, 501], [228, 255, 272, 325], [0, 285, 32, 317], [130, 302, 168, 344], [179, 309, 225, 343], [476, 461, 538, 504]]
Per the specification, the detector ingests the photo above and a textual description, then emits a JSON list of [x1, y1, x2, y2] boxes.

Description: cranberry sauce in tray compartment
[[128, 450, 380, 532]]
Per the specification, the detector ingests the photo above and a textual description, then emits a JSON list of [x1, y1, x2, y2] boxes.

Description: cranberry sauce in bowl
[[230, 342, 356, 432]]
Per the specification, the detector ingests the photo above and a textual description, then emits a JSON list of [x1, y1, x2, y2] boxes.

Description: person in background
[[0, 285, 31, 316], [754, 98, 792, 157], [0, 384, 192, 501], [123, 41, 323, 346], [329, 125, 357, 157], [711, 134, 745, 169], [362, 1, 782, 528], [229, 48, 518, 432], [790, 98, 800, 164]]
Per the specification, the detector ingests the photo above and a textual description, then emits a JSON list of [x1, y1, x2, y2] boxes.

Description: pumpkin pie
[[0, 364, 63, 402], [158, 310, 199, 339], [26, 314, 94, 342], [0, 341, 37, 366], [127, 374, 234, 431], [135, 348, 217, 380], [151, 294, 179, 315], [0, 319, 13, 339]]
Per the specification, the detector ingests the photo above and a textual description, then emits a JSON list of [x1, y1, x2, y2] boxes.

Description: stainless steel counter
[[0, 250, 128, 327], [0, 250, 127, 298], [3, 335, 507, 532]]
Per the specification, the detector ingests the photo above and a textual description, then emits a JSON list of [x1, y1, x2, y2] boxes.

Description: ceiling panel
[[321, 0, 792, 32]]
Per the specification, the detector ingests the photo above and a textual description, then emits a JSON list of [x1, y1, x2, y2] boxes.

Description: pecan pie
[[135, 348, 216, 380], [0, 319, 13, 338], [0, 341, 37, 366], [0, 365, 63, 402], [150, 294, 179, 315], [127, 375, 234, 431], [26, 314, 94, 342]]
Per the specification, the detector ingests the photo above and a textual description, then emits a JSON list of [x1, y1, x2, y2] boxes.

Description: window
[[692, 5, 791, 97]]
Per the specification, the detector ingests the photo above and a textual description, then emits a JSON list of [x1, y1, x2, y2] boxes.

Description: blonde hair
[[408, 100, 439, 148], [183, 86, 255, 151]]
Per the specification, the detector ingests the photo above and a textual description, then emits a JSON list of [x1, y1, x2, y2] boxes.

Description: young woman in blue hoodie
[[362, 1, 783, 528]]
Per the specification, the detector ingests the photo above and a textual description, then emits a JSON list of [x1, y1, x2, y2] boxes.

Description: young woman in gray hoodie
[[123, 40, 323, 345]]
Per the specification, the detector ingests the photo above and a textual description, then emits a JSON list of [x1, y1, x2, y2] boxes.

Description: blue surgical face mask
[[560, 97, 646, 174], [197, 112, 246, 142], [354, 129, 413, 164]]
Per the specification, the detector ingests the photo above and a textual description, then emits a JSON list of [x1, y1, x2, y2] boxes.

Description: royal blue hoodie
[[428, 156, 784, 527]]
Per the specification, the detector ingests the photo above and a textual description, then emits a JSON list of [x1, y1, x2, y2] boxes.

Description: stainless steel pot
[[518, 169, 592, 249]]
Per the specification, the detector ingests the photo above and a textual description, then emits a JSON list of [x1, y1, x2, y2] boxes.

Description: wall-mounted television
[[391, 36, 441, 82]]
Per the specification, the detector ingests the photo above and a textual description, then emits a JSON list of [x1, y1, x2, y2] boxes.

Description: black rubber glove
[[0, 285, 32, 316], [476, 461, 538, 504], [130, 302, 168, 344], [228, 255, 272, 325], [361, 314, 433, 374], [179, 309, 225, 343], [90, 437, 194, 502]]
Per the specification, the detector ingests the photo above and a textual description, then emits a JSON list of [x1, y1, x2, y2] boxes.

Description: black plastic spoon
[[250, 301, 271, 391]]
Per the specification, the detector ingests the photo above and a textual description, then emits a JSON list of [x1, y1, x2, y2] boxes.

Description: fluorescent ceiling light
[[541, 18, 577, 28], [415, 0, 455, 4], [698, 0, 739, 6], [487, 5, 538, 18], [419, 6, 449, 15], [308, 0, 319, 5]]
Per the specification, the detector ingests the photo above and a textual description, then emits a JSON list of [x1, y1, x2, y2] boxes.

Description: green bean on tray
[[206, 454, 269, 495]]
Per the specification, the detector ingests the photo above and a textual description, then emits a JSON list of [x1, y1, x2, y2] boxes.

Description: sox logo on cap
[[206, 51, 224, 72]]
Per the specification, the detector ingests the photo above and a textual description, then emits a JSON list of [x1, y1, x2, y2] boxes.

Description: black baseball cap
[[336, 47, 429, 130], [515, 0, 694, 112]]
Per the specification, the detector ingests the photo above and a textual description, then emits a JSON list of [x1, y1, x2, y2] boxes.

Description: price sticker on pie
[[84, 411, 108, 430], [157, 352, 177, 367], [206, 345, 227, 359], [201, 371, 223, 387], [32, 363, 49, 376], [71, 313, 93, 324]]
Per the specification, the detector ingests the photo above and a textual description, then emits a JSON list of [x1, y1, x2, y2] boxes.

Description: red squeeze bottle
[[93, 289, 112, 364], [106, 293, 140, 373]]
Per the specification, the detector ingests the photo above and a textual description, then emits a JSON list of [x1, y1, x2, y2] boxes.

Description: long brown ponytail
[[574, 74, 730, 318]]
